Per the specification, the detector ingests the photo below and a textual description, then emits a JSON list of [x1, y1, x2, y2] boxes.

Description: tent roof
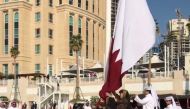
[[144, 54, 164, 64], [84, 62, 104, 72], [17, 73, 46, 77], [69, 64, 83, 70], [91, 62, 102, 68]]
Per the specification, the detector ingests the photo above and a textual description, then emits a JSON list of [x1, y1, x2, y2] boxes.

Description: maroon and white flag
[[99, 0, 156, 99]]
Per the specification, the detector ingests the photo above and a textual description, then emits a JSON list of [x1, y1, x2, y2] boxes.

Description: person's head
[[119, 89, 130, 99], [143, 87, 151, 95], [106, 97, 116, 109], [11, 101, 17, 107], [0, 101, 3, 107], [165, 97, 173, 105], [86, 102, 90, 106]]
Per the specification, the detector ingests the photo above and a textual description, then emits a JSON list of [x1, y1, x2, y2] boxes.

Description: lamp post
[[147, 20, 160, 86]]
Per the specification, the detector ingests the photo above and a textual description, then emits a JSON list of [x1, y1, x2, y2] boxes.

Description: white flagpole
[[167, 46, 170, 77], [164, 45, 167, 77], [132, 66, 134, 79], [47, 56, 49, 75], [83, 57, 84, 78]]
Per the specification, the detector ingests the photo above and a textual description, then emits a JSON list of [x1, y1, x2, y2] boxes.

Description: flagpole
[[148, 50, 152, 86]]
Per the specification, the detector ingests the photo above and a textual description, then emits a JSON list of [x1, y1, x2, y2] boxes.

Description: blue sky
[[147, 0, 190, 44]]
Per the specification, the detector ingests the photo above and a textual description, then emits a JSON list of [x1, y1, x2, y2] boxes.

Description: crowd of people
[[95, 86, 182, 109], [0, 86, 183, 109], [0, 101, 27, 109]]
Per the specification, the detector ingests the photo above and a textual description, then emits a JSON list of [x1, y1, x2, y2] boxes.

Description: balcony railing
[[0, 79, 8, 86]]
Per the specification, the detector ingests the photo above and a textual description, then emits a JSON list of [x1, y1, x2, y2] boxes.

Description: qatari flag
[[99, 0, 156, 99]]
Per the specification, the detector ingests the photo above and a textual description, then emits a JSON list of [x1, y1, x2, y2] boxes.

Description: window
[[78, 18, 82, 34], [93, 22, 95, 59], [48, 29, 53, 38], [49, 45, 53, 54], [3, 64, 8, 77], [49, 13, 53, 23], [78, 0, 81, 8], [4, 0, 9, 3], [59, 0, 62, 5], [35, 28, 40, 38], [86, 0, 88, 10], [49, 0, 53, 7], [35, 64, 40, 73], [35, 44, 40, 54], [86, 20, 89, 58], [36, 0, 40, 6], [14, 12, 19, 49], [35, 12, 40, 22], [48, 64, 53, 76], [69, 0, 73, 5], [78, 18, 82, 56], [92, 0, 95, 13], [69, 16, 73, 56], [4, 13, 8, 54], [98, 0, 99, 15]]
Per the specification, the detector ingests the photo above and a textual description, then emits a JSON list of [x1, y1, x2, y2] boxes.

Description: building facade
[[167, 19, 190, 69], [0, 0, 106, 77]]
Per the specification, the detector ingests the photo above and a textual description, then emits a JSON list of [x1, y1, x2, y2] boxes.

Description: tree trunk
[[75, 51, 80, 100], [13, 58, 17, 100], [148, 50, 151, 86]]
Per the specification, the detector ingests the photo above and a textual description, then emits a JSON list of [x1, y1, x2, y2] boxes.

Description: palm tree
[[10, 46, 20, 101], [70, 34, 83, 102]]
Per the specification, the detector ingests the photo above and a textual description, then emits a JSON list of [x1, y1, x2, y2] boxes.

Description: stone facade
[[0, 0, 106, 76]]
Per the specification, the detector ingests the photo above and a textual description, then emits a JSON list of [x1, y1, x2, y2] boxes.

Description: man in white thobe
[[0, 101, 6, 109], [8, 101, 19, 109], [83, 102, 92, 109], [164, 96, 177, 109], [134, 87, 154, 109]]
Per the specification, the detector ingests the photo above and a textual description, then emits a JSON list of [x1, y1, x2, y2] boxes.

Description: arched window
[[69, 16, 74, 56], [86, 0, 88, 10], [59, 0, 62, 5], [78, 0, 81, 7], [14, 12, 19, 49], [78, 17, 82, 56], [4, 13, 8, 54], [69, 0, 73, 5], [86, 20, 88, 58], [78, 18, 82, 34]]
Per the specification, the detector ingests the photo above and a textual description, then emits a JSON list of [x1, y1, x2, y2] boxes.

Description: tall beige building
[[0, 0, 106, 77], [167, 19, 190, 68]]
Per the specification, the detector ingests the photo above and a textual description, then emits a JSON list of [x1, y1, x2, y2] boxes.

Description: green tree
[[70, 34, 83, 101], [10, 46, 20, 101], [90, 96, 99, 107]]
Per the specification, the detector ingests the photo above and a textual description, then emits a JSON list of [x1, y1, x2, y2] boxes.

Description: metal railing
[[0, 79, 8, 86]]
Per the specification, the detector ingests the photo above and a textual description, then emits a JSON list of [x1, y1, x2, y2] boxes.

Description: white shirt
[[83, 105, 92, 109], [8, 107, 19, 109], [0, 107, 6, 109], [164, 104, 173, 109], [134, 94, 155, 109], [176, 106, 182, 109]]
